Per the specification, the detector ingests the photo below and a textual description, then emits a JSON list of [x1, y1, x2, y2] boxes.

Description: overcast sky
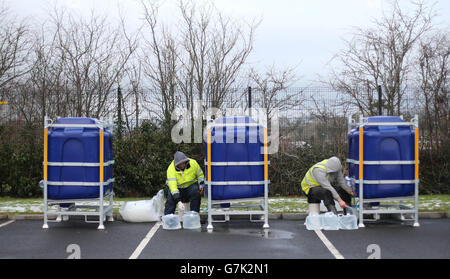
[[4, 0, 450, 84]]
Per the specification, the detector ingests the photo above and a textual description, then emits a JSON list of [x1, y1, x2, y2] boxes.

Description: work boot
[[326, 204, 338, 215]]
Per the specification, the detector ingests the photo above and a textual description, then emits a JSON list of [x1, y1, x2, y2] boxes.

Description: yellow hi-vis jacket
[[167, 158, 204, 195], [301, 159, 329, 195]]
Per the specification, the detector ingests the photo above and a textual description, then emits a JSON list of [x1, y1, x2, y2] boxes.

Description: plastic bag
[[119, 190, 164, 222]]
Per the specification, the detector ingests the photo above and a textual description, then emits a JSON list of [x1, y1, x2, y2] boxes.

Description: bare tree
[[26, 21, 67, 124], [416, 30, 449, 150], [178, 0, 257, 110], [140, 0, 180, 123], [3, 5, 138, 126], [248, 64, 303, 120], [47, 7, 138, 118], [0, 4, 30, 88], [247, 64, 305, 159], [124, 60, 144, 130], [330, 0, 434, 115], [177, 0, 209, 114], [140, 0, 258, 128], [0, 3, 31, 102]]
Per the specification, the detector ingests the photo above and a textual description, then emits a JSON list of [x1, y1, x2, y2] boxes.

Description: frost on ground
[[269, 197, 309, 213], [0, 196, 448, 214], [0, 200, 125, 213], [1, 198, 310, 214]]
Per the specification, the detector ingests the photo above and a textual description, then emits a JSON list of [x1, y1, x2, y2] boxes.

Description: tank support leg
[[207, 182, 213, 232], [43, 180, 49, 229], [107, 191, 114, 222], [98, 182, 104, 230], [358, 179, 365, 228], [263, 180, 269, 229], [207, 223, 213, 232], [107, 214, 114, 222], [413, 179, 419, 227]]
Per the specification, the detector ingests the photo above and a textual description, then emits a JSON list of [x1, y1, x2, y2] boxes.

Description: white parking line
[[0, 220, 15, 228], [314, 230, 345, 259], [129, 221, 161, 259]]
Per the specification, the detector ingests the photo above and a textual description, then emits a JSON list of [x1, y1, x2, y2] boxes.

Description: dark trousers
[[164, 183, 201, 215], [305, 186, 352, 212]]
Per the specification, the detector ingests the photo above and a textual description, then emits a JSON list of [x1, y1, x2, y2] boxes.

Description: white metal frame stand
[[42, 116, 115, 230], [348, 115, 420, 228], [205, 125, 270, 232]]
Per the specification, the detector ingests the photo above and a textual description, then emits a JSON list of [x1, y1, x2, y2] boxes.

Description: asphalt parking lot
[[0, 218, 448, 259]]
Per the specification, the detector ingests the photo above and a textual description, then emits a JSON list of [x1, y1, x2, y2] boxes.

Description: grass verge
[[0, 195, 449, 215]]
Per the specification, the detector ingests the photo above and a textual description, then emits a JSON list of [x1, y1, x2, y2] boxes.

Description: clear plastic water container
[[305, 213, 322, 230], [321, 212, 339, 230], [162, 214, 181, 230], [338, 214, 358, 230], [182, 211, 201, 229]]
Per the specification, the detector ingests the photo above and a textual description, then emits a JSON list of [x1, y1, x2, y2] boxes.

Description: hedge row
[[0, 122, 448, 197]]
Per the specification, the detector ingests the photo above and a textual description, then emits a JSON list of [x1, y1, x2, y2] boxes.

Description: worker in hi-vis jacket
[[165, 151, 205, 215], [301, 156, 356, 215]]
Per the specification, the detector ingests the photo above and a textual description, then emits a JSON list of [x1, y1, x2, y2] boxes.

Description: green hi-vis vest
[[167, 158, 204, 195], [301, 159, 329, 195]]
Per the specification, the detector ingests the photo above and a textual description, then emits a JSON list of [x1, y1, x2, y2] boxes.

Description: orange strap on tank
[[44, 128, 48, 181], [264, 128, 268, 181], [207, 129, 211, 182], [415, 128, 419, 179], [100, 129, 104, 183], [359, 126, 364, 180]]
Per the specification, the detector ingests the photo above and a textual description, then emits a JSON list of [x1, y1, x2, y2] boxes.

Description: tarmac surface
[[0, 217, 449, 259]]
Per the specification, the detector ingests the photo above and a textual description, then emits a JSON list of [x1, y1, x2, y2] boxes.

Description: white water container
[[162, 214, 181, 230], [305, 213, 322, 230], [321, 212, 339, 230], [338, 214, 358, 230], [182, 211, 201, 229]]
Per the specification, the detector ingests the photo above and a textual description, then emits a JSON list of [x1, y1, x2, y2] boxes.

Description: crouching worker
[[301, 156, 355, 215], [165, 151, 205, 215]]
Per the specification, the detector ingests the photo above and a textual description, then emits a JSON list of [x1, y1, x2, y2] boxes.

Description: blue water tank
[[204, 116, 267, 200], [348, 116, 415, 199], [46, 118, 113, 199]]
